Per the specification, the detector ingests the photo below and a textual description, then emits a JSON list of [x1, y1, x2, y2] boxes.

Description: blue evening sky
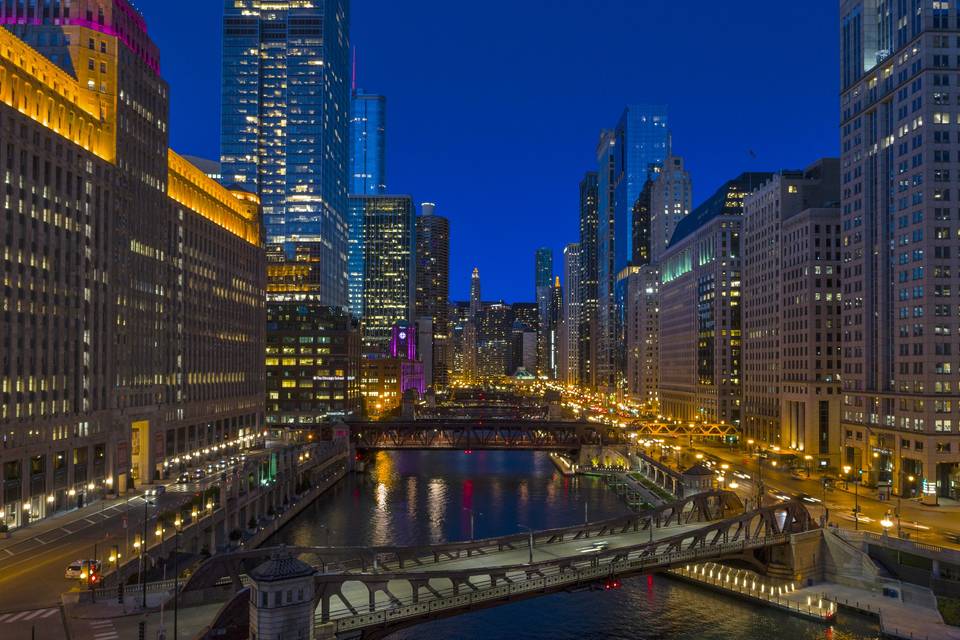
[[134, 0, 839, 302]]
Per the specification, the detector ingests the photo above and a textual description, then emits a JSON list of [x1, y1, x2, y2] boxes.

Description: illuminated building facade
[[360, 324, 424, 418], [578, 171, 599, 387], [561, 243, 581, 385], [222, 0, 350, 308], [0, 1, 266, 528], [348, 195, 415, 355], [658, 173, 772, 428], [742, 159, 840, 464], [415, 203, 450, 389], [840, 1, 960, 497], [350, 89, 386, 195], [265, 304, 360, 428], [596, 106, 669, 390]]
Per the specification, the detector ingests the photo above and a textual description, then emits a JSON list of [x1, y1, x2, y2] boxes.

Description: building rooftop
[[667, 172, 774, 249], [682, 462, 715, 477], [249, 547, 315, 583]]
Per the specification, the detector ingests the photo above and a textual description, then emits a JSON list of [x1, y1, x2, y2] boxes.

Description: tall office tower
[[0, 2, 266, 527], [415, 203, 450, 389], [650, 154, 693, 264], [561, 244, 582, 385], [596, 106, 670, 390], [511, 302, 540, 376], [463, 268, 482, 379], [545, 278, 563, 380], [350, 89, 386, 194], [348, 195, 415, 355], [839, 1, 960, 497], [578, 171, 600, 387], [535, 247, 554, 374], [623, 265, 661, 407], [478, 302, 515, 377], [448, 301, 471, 379], [659, 173, 772, 428], [222, 0, 350, 309], [742, 159, 841, 462]]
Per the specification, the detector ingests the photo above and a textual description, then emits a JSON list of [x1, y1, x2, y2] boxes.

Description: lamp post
[[880, 512, 893, 537], [174, 516, 183, 640], [853, 473, 861, 530], [517, 524, 534, 565]]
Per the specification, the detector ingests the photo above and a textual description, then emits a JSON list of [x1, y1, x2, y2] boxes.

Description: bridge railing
[[320, 533, 792, 633], [309, 490, 740, 573]]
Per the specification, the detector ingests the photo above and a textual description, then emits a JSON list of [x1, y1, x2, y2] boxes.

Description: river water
[[271, 450, 879, 640]]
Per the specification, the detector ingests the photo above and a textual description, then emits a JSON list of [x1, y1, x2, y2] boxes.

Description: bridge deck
[[324, 519, 713, 622]]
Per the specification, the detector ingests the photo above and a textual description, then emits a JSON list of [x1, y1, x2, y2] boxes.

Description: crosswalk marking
[[0, 608, 58, 624]]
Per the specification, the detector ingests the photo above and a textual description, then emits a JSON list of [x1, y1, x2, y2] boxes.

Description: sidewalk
[[787, 583, 960, 640], [0, 491, 147, 555]]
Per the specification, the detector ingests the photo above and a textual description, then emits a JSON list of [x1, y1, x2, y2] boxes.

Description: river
[[270, 450, 879, 639]]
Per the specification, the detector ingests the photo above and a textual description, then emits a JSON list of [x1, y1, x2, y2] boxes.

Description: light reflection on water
[[270, 450, 880, 640]]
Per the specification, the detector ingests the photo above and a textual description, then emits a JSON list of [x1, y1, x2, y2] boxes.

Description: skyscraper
[[839, 1, 960, 497], [547, 278, 563, 380], [578, 171, 600, 387], [464, 269, 482, 379], [650, 154, 693, 264], [415, 203, 450, 389], [561, 243, 581, 385], [221, 0, 351, 308], [350, 89, 387, 194], [535, 247, 554, 374], [348, 195, 415, 355], [596, 106, 669, 389]]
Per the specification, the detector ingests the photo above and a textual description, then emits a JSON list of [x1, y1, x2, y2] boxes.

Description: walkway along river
[[270, 449, 880, 640]]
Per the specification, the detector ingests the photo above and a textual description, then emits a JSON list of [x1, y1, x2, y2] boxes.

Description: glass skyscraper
[[348, 195, 416, 355], [221, 0, 351, 308], [350, 89, 387, 194], [595, 105, 669, 389]]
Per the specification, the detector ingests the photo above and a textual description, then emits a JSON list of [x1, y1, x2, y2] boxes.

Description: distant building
[[659, 173, 773, 427], [578, 171, 600, 387], [650, 154, 692, 264], [360, 324, 424, 419], [183, 155, 223, 182], [596, 106, 670, 390], [415, 203, 450, 389], [623, 266, 660, 407], [478, 303, 514, 378], [350, 89, 387, 194], [535, 247, 554, 374], [561, 244, 581, 385], [348, 195, 415, 355]]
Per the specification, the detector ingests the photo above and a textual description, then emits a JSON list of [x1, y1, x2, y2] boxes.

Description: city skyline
[[132, 0, 839, 301]]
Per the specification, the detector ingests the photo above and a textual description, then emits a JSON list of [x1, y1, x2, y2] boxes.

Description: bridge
[[185, 490, 817, 638], [349, 418, 630, 452]]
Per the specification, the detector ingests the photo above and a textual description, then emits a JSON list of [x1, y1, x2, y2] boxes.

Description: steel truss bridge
[[349, 419, 630, 451], [626, 420, 739, 438], [185, 491, 816, 638]]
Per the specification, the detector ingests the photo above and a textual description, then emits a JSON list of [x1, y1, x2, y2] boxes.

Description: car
[[65, 559, 100, 579], [943, 530, 960, 544], [193, 468, 206, 480], [795, 493, 822, 504], [145, 485, 166, 497], [177, 472, 191, 484]]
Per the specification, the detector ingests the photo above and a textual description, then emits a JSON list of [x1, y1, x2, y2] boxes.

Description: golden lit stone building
[[0, 1, 265, 528]]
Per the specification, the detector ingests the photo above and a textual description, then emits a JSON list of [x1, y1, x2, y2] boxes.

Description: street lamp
[[880, 513, 893, 537], [174, 516, 183, 640], [517, 524, 534, 565], [804, 455, 813, 478]]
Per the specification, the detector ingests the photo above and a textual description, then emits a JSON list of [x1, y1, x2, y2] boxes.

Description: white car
[[65, 559, 100, 579]]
